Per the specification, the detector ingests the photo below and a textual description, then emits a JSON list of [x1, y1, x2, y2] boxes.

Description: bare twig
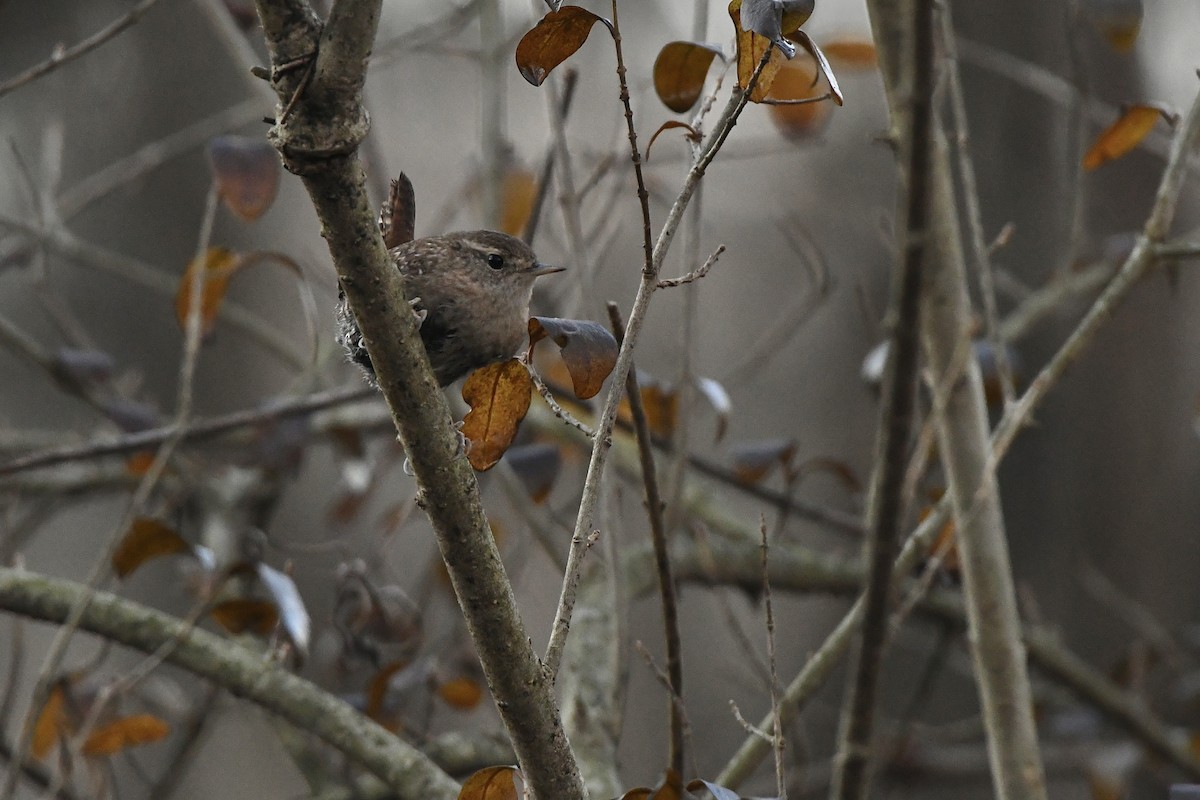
[[0, 0, 164, 99], [542, 529, 601, 680], [656, 244, 725, 288], [526, 367, 595, 437], [760, 519, 786, 799], [606, 302, 684, 775]]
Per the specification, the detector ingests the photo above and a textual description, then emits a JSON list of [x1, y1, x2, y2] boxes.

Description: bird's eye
[[487, 253, 504, 270]]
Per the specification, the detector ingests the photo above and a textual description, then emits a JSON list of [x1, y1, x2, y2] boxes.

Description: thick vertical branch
[[864, 1, 1051, 798], [829, 3, 933, 799], [252, 2, 585, 799]]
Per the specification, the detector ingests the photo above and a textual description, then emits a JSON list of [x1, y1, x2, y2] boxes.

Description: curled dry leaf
[[461, 360, 534, 471], [500, 168, 538, 237], [380, 172, 416, 248], [437, 676, 485, 710], [112, 518, 192, 579], [685, 779, 742, 800], [765, 59, 833, 139], [728, 0, 812, 101], [788, 29, 844, 106], [210, 598, 278, 636], [527, 316, 618, 399], [1083, 103, 1176, 170], [503, 442, 562, 504], [646, 120, 701, 160], [365, 659, 410, 729], [459, 765, 522, 800], [257, 562, 311, 659], [207, 135, 279, 221], [696, 377, 732, 442], [1082, 0, 1143, 53], [32, 684, 67, 760], [653, 41, 725, 113], [730, 438, 797, 485], [515, 6, 612, 87], [177, 247, 241, 336], [82, 714, 170, 756]]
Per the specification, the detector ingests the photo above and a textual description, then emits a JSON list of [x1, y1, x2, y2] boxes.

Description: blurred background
[[2, 0, 1200, 797]]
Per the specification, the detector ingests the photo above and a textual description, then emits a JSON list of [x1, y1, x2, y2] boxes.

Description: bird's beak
[[529, 263, 566, 277]]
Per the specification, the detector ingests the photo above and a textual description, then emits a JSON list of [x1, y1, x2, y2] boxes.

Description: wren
[[335, 230, 564, 386]]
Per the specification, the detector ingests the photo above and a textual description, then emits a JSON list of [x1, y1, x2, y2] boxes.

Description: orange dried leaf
[[766, 59, 832, 139], [33, 685, 68, 760], [527, 317, 618, 400], [459, 766, 521, 800], [646, 120, 700, 160], [819, 38, 878, 68], [176, 247, 241, 336], [210, 598, 278, 636], [1083, 104, 1175, 170], [365, 660, 409, 725], [653, 41, 725, 113], [461, 360, 533, 472], [729, 0, 786, 102], [437, 677, 484, 710], [125, 451, 156, 476], [207, 135, 279, 221], [112, 518, 190, 579], [82, 714, 169, 756], [499, 168, 538, 237], [730, 438, 797, 485], [504, 442, 561, 504], [515, 6, 612, 87]]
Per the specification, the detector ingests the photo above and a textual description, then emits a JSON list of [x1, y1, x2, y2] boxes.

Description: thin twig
[[526, 366, 594, 437], [524, 67, 578, 246], [607, 302, 684, 776], [542, 529, 600, 680], [760, 518, 786, 800], [656, 244, 725, 289], [0, 0, 164, 99]]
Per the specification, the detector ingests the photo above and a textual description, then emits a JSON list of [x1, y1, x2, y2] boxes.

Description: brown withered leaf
[[499, 168, 538, 237], [766, 59, 832, 139], [1083, 103, 1176, 170], [459, 765, 522, 800], [210, 599, 278, 636], [653, 41, 725, 113], [365, 659, 409, 728], [515, 6, 612, 87], [646, 120, 701, 160], [819, 37, 878, 69], [125, 451, 156, 476], [503, 442, 561, 504], [789, 29, 844, 105], [82, 714, 170, 756], [436, 676, 484, 710], [1083, 0, 1143, 53], [696, 377, 732, 442], [528, 317, 618, 399], [33, 684, 68, 760], [176, 247, 241, 336], [207, 135, 279, 221], [380, 172, 416, 248], [730, 438, 797, 485], [685, 779, 741, 800], [112, 518, 191, 579], [461, 360, 533, 471], [728, 0, 811, 101]]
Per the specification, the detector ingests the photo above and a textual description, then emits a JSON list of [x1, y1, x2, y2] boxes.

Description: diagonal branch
[[251, 2, 585, 798]]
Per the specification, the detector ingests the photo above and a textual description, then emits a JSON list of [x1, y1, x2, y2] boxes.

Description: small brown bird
[[336, 231, 564, 386]]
